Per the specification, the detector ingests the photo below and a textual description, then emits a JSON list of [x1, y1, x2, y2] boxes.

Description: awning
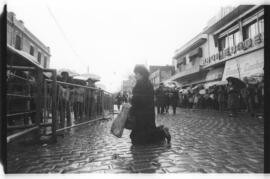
[[205, 67, 224, 81], [204, 80, 227, 89], [174, 34, 207, 59], [189, 48, 202, 58], [73, 73, 100, 82]]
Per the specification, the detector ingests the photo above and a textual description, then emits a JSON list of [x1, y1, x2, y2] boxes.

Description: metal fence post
[[35, 68, 43, 141], [51, 70, 57, 142]]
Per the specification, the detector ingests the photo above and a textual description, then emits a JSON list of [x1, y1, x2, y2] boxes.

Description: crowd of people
[[115, 76, 264, 118], [113, 64, 264, 146], [177, 77, 264, 117]]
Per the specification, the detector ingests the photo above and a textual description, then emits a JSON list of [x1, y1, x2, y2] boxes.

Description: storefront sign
[[222, 48, 264, 81], [201, 33, 263, 66], [205, 67, 224, 81]]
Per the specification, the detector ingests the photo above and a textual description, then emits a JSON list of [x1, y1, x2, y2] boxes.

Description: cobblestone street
[[7, 108, 264, 173]]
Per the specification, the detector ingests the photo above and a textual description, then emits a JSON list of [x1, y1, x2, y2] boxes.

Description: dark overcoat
[[129, 78, 158, 144]]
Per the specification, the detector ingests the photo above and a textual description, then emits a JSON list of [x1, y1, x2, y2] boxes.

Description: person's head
[[61, 71, 69, 81], [133, 64, 149, 81], [243, 77, 248, 84]]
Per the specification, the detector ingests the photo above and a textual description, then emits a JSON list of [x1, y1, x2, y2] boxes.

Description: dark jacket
[[170, 90, 179, 106], [155, 87, 166, 105], [130, 78, 156, 131], [130, 78, 157, 143], [227, 85, 240, 110]]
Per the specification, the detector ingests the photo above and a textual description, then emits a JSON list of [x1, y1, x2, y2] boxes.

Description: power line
[[45, 3, 87, 68]]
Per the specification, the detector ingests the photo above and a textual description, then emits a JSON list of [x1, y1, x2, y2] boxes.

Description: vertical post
[[51, 69, 57, 142], [35, 68, 43, 140], [101, 90, 105, 118], [44, 79, 48, 123], [239, 20, 244, 42]]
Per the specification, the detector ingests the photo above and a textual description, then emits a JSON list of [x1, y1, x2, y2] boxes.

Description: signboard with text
[[201, 33, 264, 67], [222, 48, 264, 81]]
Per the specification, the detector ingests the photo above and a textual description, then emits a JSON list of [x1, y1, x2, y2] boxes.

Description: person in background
[[170, 87, 179, 114], [129, 65, 171, 145], [193, 93, 199, 109], [72, 80, 86, 122], [59, 71, 72, 127], [244, 79, 256, 117], [217, 86, 226, 111], [116, 92, 123, 111], [209, 89, 215, 109], [241, 79, 249, 112], [165, 89, 171, 113], [123, 92, 128, 103], [178, 92, 183, 108], [187, 91, 193, 109], [227, 79, 240, 117], [155, 83, 166, 114], [204, 89, 210, 110]]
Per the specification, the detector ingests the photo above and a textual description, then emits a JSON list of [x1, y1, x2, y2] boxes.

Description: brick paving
[[7, 108, 264, 173]]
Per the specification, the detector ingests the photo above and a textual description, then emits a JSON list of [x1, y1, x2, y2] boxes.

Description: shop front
[[204, 67, 225, 88], [222, 48, 264, 81]]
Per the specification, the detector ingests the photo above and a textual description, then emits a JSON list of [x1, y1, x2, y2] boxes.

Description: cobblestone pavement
[[7, 108, 264, 173]]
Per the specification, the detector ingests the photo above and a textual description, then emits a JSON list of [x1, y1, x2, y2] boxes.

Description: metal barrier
[[6, 66, 54, 143], [42, 78, 114, 133], [7, 66, 114, 143]]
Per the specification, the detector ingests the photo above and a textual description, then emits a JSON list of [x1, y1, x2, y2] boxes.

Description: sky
[[4, 0, 265, 92]]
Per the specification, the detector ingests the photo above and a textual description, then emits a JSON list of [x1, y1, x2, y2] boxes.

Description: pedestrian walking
[[58, 72, 72, 127], [187, 91, 193, 109], [217, 86, 226, 111], [227, 79, 240, 117], [116, 92, 123, 111], [165, 89, 170, 113], [193, 93, 199, 109], [129, 65, 171, 145], [170, 87, 179, 114], [155, 83, 166, 114]]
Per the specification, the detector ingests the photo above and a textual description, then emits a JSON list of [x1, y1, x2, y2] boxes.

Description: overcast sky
[[5, 0, 264, 92]]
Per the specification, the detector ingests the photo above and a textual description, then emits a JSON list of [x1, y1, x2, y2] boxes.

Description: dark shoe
[[163, 127, 171, 144]]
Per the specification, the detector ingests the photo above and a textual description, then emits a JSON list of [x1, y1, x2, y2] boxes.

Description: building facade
[[171, 33, 208, 87], [149, 65, 174, 89], [202, 5, 264, 85], [122, 75, 136, 95], [168, 5, 264, 88], [7, 12, 51, 68]]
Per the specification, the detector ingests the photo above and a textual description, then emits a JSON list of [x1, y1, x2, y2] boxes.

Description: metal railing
[[43, 79, 114, 133], [7, 66, 47, 143], [7, 66, 114, 143]]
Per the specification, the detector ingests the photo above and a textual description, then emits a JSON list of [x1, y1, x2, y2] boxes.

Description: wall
[[7, 12, 50, 68]]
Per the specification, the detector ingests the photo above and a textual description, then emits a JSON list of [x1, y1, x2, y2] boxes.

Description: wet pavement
[[7, 108, 264, 173]]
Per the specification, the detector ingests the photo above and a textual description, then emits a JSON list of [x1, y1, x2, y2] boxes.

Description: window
[[37, 52, 41, 63], [218, 30, 240, 51], [234, 31, 241, 45], [228, 34, 234, 48], [218, 36, 227, 51], [15, 35, 21, 50], [258, 18, 264, 34], [44, 56, 47, 68], [243, 20, 258, 40], [30, 46, 34, 56]]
